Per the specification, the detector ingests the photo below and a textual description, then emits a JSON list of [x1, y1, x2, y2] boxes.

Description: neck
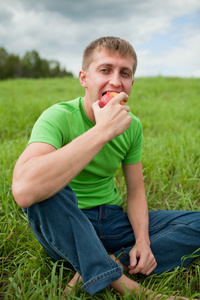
[[83, 97, 96, 123]]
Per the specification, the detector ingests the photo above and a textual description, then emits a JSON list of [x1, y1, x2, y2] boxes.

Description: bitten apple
[[99, 92, 125, 108]]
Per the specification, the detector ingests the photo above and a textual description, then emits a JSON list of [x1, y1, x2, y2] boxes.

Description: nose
[[109, 71, 122, 87]]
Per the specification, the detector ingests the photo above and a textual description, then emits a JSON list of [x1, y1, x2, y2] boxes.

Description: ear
[[132, 79, 135, 86], [79, 70, 87, 88]]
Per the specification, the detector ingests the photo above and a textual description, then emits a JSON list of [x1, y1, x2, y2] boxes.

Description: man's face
[[80, 49, 135, 104]]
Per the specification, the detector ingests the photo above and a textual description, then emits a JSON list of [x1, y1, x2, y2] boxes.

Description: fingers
[[129, 246, 157, 276], [93, 94, 131, 122], [114, 92, 129, 105], [106, 92, 130, 110], [92, 92, 132, 141], [129, 255, 157, 275], [129, 247, 138, 268], [92, 99, 101, 113]]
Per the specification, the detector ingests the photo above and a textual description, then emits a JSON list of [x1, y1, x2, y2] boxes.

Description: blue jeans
[[24, 185, 200, 296]]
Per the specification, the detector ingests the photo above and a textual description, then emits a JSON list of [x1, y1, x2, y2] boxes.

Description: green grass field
[[0, 77, 200, 299]]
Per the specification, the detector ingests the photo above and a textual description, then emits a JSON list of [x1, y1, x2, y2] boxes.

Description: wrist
[[94, 122, 113, 144], [135, 236, 151, 247]]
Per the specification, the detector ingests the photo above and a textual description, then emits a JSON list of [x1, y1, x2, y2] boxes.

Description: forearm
[[127, 190, 150, 245], [126, 192, 157, 275], [12, 124, 108, 207], [123, 163, 156, 274]]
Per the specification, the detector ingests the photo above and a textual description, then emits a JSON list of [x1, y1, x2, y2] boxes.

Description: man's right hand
[[92, 92, 132, 142]]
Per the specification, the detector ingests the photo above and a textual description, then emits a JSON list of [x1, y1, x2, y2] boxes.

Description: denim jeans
[[24, 185, 200, 296]]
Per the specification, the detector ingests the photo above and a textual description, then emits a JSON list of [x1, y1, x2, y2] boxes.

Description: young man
[[12, 37, 200, 298]]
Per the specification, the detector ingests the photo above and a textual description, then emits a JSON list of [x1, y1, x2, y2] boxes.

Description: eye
[[121, 71, 130, 77], [100, 68, 109, 73]]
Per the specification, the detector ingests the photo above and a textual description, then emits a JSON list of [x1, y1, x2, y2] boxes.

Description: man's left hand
[[128, 242, 157, 275]]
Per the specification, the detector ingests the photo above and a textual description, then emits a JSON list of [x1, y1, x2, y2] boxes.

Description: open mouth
[[102, 91, 119, 96]]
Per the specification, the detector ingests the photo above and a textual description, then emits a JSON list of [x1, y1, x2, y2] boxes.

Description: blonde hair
[[82, 36, 137, 75]]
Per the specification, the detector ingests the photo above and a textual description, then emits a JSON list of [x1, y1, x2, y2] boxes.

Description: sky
[[0, 0, 200, 78]]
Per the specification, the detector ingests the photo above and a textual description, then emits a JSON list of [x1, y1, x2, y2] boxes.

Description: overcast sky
[[0, 0, 200, 77]]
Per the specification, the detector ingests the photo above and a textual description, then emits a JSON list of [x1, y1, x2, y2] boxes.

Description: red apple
[[99, 92, 125, 108]]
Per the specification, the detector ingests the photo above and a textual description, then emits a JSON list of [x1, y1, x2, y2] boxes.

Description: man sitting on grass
[[12, 36, 200, 298]]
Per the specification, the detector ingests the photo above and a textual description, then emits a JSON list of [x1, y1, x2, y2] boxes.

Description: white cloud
[[0, 0, 200, 77], [136, 24, 200, 77]]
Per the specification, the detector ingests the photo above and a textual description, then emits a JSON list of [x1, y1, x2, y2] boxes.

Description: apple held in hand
[[99, 92, 125, 108]]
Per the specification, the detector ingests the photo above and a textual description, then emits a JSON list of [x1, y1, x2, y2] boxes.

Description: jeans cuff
[[81, 265, 123, 296]]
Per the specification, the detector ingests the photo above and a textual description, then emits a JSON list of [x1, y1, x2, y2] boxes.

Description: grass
[[0, 77, 200, 299]]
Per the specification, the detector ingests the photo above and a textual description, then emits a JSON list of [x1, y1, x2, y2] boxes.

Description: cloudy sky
[[0, 0, 200, 77]]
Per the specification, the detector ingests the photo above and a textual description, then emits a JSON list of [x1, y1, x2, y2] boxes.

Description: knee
[[26, 185, 78, 220]]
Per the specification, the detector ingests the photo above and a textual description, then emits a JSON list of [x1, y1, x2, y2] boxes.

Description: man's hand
[[92, 92, 132, 141], [128, 242, 157, 275]]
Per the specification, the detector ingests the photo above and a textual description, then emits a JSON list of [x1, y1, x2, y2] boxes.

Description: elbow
[[12, 181, 33, 208]]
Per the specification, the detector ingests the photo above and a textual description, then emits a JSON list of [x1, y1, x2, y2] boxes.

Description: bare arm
[[12, 95, 132, 208], [12, 128, 107, 208], [123, 162, 157, 275]]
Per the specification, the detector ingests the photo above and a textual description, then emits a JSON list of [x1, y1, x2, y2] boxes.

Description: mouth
[[102, 91, 119, 96]]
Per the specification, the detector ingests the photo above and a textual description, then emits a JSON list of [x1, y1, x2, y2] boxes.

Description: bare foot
[[109, 255, 196, 300], [63, 258, 197, 299], [63, 272, 82, 297], [149, 295, 198, 300]]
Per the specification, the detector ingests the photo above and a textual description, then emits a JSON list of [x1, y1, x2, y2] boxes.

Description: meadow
[[0, 77, 199, 299]]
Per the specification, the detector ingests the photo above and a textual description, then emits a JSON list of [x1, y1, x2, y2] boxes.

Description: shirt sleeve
[[28, 105, 69, 149]]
